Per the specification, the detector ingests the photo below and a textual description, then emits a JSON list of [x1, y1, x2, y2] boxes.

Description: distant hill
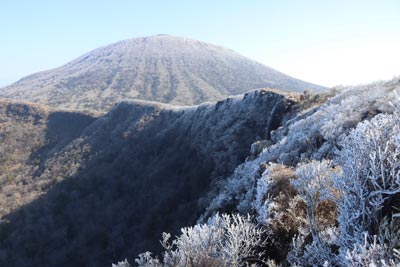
[[0, 89, 300, 266], [0, 35, 324, 111]]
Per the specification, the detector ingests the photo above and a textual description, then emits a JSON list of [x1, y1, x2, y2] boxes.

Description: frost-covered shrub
[[252, 164, 308, 262], [199, 79, 400, 266], [291, 160, 336, 239], [287, 111, 400, 266], [162, 216, 225, 266], [334, 112, 400, 254], [378, 216, 400, 260], [345, 233, 397, 267], [205, 78, 400, 219], [203, 156, 265, 218], [253, 164, 298, 224], [112, 259, 132, 267], [286, 161, 339, 266], [134, 252, 162, 267], [266, 78, 399, 164], [287, 229, 340, 267], [253, 165, 274, 224], [134, 213, 265, 267]]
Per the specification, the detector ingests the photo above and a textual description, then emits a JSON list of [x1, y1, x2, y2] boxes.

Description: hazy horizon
[[1, 0, 400, 88]]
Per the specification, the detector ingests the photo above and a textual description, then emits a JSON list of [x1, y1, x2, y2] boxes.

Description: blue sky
[[1, 0, 400, 87]]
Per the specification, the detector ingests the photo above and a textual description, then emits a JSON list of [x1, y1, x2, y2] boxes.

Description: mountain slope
[[198, 78, 400, 265], [0, 100, 98, 215], [0, 35, 324, 111], [0, 89, 299, 267], [127, 78, 400, 267]]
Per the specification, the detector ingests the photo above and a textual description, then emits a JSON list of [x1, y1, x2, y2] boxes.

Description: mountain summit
[[0, 35, 325, 110]]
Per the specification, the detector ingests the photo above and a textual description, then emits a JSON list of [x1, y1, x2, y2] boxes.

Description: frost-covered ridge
[[130, 77, 400, 267]]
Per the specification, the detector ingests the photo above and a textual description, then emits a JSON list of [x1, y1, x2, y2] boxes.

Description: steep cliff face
[[0, 89, 299, 267], [0, 35, 324, 111]]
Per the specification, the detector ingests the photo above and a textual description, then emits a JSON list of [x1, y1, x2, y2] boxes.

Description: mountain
[[0, 35, 325, 111], [0, 89, 300, 267], [1, 77, 399, 267]]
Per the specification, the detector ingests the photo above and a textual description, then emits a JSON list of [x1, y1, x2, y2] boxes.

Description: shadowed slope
[[0, 89, 299, 267]]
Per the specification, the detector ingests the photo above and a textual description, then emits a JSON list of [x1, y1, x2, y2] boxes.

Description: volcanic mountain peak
[[0, 35, 325, 111]]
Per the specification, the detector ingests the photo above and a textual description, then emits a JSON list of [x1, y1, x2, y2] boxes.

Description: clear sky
[[1, 0, 400, 87]]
